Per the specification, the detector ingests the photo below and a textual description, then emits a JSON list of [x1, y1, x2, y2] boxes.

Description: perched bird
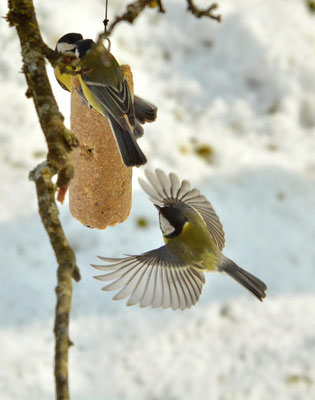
[[93, 169, 267, 310], [75, 38, 148, 167], [54, 32, 83, 92], [54, 34, 157, 138]]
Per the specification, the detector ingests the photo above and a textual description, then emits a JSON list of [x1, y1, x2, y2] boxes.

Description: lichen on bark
[[7, 1, 80, 400]]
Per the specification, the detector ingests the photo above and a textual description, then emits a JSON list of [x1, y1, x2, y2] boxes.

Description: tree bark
[[7, 2, 80, 399]]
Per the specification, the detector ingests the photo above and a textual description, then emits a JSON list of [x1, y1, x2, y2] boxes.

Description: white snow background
[[1, 0, 315, 399]]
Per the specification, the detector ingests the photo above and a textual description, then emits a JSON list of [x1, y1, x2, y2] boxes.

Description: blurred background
[[1, 0, 315, 399]]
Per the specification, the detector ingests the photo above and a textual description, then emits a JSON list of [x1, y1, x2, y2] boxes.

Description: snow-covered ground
[[1, 0, 315, 399]]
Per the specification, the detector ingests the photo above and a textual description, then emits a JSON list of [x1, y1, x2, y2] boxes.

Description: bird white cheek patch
[[56, 42, 76, 54], [159, 214, 175, 236]]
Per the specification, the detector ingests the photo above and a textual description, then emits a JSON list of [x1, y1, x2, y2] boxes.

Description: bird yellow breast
[[55, 65, 73, 92], [164, 215, 219, 271], [78, 77, 104, 115]]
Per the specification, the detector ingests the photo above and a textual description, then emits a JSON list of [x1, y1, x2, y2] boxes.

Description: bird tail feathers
[[134, 96, 157, 124], [109, 118, 147, 167], [134, 122, 144, 139], [219, 256, 267, 301]]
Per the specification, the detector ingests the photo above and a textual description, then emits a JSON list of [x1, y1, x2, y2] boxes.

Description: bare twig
[[105, 0, 220, 36], [6, 1, 80, 399], [106, 0, 165, 36], [187, 0, 221, 22]]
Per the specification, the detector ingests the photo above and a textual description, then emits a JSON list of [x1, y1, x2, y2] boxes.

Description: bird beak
[[154, 204, 161, 211]]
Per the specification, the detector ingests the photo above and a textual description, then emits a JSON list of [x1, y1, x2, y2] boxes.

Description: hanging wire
[[103, 0, 109, 34]]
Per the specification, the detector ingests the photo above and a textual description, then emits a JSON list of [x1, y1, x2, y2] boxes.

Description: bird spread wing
[[92, 245, 206, 311], [139, 169, 225, 251], [82, 75, 135, 128]]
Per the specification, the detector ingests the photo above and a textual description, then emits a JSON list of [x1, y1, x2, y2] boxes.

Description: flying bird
[[92, 169, 267, 310]]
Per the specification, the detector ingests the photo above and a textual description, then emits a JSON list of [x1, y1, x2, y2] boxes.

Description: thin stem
[[104, 0, 109, 34], [105, 0, 220, 36], [186, 0, 221, 22], [106, 0, 165, 36]]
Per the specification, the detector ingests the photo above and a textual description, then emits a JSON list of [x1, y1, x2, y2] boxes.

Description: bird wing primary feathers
[[139, 169, 225, 251], [92, 246, 206, 311]]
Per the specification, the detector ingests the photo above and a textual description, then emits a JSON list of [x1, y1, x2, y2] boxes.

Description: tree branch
[[106, 0, 166, 36], [186, 0, 221, 22], [6, 1, 80, 399], [29, 163, 80, 398], [105, 0, 220, 36]]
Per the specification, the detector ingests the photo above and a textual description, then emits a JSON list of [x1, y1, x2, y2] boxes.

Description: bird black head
[[156, 205, 188, 238], [75, 39, 96, 58], [55, 33, 83, 54]]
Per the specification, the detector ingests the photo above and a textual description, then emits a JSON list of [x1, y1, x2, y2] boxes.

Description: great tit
[[93, 169, 267, 311], [75, 38, 148, 167], [54, 34, 158, 139], [54, 32, 83, 92]]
